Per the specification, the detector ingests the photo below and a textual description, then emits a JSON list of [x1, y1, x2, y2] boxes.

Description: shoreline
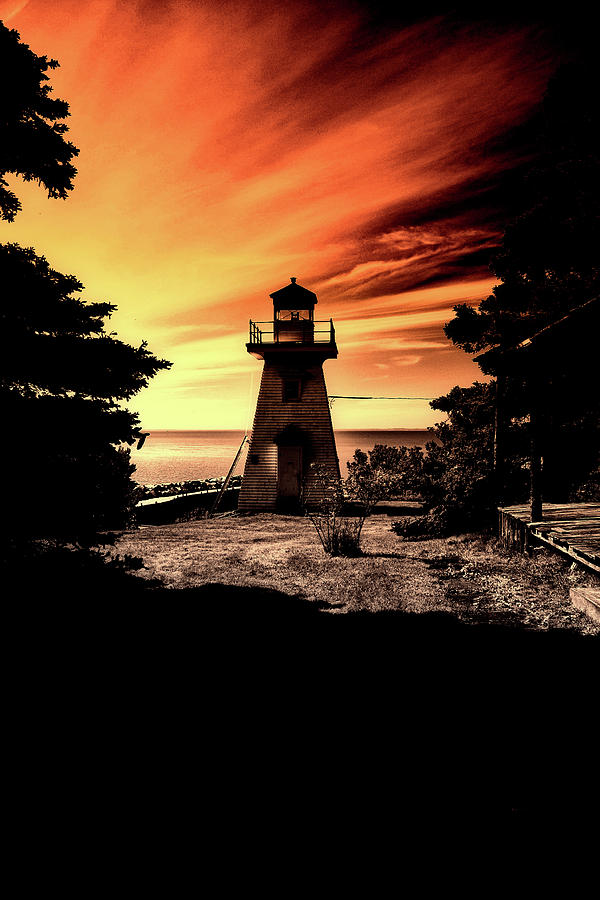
[[136, 428, 433, 433], [135, 474, 242, 498], [131, 429, 435, 486]]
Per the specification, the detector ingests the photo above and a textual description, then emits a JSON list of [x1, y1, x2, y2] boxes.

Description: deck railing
[[249, 319, 335, 344]]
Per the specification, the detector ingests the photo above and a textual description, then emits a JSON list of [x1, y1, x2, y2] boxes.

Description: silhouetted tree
[[0, 243, 171, 537], [429, 64, 600, 518], [0, 21, 78, 221], [0, 25, 170, 541], [445, 63, 600, 353], [387, 383, 516, 535]]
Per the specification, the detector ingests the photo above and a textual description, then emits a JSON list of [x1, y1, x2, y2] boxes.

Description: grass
[[110, 510, 600, 636]]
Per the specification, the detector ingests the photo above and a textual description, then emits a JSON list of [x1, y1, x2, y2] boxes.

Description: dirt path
[[111, 511, 599, 635]]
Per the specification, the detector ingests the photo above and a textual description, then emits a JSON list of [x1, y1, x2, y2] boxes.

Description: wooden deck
[[499, 503, 600, 574]]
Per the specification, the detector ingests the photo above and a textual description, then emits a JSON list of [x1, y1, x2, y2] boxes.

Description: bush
[[346, 443, 424, 502], [393, 510, 451, 539], [384, 383, 532, 537], [303, 466, 369, 557], [304, 447, 424, 554]]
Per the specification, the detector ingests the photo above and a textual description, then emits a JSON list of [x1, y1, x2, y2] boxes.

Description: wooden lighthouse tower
[[238, 278, 340, 512]]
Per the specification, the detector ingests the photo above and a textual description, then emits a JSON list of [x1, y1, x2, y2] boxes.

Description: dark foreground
[[5, 532, 598, 832]]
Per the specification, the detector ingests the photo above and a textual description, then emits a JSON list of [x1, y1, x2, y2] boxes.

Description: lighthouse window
[[283, 379, 301, 401], [277, 309, 311, 321]]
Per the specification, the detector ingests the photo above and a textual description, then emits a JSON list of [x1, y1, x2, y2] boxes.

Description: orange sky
[[0, 1, 557, 428]]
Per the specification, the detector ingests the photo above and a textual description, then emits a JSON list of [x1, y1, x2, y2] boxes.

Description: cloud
[[392, 355, 423, 367], [0, 1, 31, 20], [2, 2, 557, 427], [316, 222, 499, 302]]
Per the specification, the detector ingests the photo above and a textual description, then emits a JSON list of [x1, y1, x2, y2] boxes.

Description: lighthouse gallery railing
[[249, 319, 335, 344]]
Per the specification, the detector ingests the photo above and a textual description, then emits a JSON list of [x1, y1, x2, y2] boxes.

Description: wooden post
[[208, 434, 247, 517], [530, 375, 543, 522], [494, 374, 506, 509]]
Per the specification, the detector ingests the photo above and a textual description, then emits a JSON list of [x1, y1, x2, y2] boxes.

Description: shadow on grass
[[6, 541, 597, 654], [7, 541, 598, 826], [6, 538, 598, 726], [161, 582, 598, 661]]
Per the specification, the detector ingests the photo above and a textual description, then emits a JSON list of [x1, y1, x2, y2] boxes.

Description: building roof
[[269, 277, 318, 308]]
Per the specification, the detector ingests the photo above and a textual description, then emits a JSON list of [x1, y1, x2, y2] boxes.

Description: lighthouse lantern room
[[238, 278, 340, 512]]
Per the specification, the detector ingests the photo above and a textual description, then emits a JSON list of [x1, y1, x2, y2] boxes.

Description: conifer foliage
[[0, 243, 171, 537], [0, 23, 170, 538], [445, 62, 600, 354], [0, 21, 79, 221]]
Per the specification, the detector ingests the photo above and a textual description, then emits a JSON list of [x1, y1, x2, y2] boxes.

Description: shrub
[[303, 466, 368, 557], [304, 450, 413, 556]]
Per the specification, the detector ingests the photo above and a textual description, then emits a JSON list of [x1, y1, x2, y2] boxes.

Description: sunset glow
[[0, 1, 558, 428]]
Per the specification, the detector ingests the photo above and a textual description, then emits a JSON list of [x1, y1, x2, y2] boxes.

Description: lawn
[[111, 509, 599, 636]]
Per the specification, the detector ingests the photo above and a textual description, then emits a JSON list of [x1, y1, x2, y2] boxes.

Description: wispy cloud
[[0, 1, 556, 426]]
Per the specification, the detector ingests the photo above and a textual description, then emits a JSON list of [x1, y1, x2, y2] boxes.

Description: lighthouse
[[238, 278, 340, 512]]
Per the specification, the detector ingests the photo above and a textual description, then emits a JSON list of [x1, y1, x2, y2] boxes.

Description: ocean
[[131, 429, 432, 485]]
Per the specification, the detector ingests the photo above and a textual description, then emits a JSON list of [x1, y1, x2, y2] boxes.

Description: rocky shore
[[134, 474, 243, 502]]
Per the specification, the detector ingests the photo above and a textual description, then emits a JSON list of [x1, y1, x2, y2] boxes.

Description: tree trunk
[[494, 374, 506, 508], [530, 375, 543, 522]]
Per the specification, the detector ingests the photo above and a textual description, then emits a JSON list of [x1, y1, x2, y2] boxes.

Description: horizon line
[[138, 426, 433, 432]]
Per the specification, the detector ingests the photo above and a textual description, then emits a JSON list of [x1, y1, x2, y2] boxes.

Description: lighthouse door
[[277, 445, 302, 505]]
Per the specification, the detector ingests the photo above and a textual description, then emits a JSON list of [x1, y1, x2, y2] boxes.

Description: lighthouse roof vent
[[270, 277, 318, 310]]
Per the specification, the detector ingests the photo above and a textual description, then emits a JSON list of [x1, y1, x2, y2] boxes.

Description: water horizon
[[141, 427, 431, 432], [132, 428, 433, 486]]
